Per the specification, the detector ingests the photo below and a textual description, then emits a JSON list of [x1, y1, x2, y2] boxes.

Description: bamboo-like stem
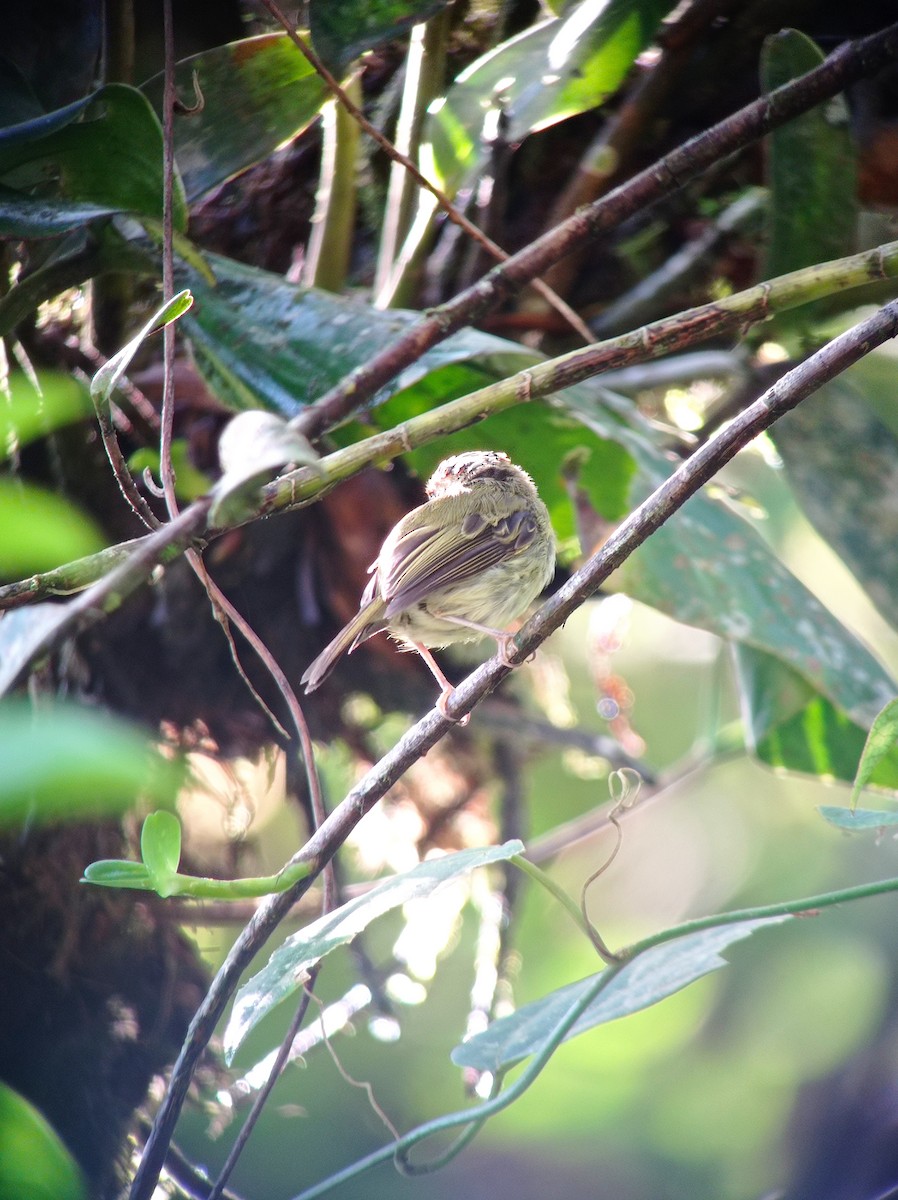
[[303, 78, 361, 292]]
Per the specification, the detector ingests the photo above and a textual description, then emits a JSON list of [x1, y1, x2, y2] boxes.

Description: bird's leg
[[431, 614, 520, 667], [413, 643, 470, 726]]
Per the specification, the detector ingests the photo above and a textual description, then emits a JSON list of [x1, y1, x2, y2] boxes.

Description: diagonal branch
[[129, 298, 898, 1200]]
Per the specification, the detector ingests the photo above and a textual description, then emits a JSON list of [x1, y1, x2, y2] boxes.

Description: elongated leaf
[[773, 362, 898, 626], [140, 810, 183, 887], [141, 34, 328, 203], [0, 1083, 86, 1200], [0, 372, 91, 456], [819, 805, 898, 831], [80, 861, 157, 890], [310, 0, 450, 74], [762, 30, 857, 281], [0, 701, 184, 826], [91, 289, 193, 407], [0, 85, 187, 231], [851, 697, 898, 804], [452, 916, 790, 1072], [425, 0, 673, 194], [224, 840, 523, 1061], [0, 188, 119, 237], [0, 479, 105, 575]]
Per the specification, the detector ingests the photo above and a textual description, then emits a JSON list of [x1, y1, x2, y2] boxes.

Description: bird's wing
[[381, 499, 539, 618]]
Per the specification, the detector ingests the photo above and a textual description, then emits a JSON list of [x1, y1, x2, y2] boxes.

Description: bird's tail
[[301, 606, 382, 692]]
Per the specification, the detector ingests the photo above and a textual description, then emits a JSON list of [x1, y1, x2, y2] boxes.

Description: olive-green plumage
[[301, 451, 555, 701]]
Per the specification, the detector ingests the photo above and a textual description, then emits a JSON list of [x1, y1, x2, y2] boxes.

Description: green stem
[[510, 853, 595, 940], [303, 77, 361, 292]]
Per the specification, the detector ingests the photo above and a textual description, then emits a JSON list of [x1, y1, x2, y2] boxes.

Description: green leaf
[[819, 805, 898, 831], [0, 479, 105, 574], [0, 701, 184, 827], [81, 860, 157, 890], [0, 1082, 87, 1200], [736, 648, 898, 787], [762, 30, 857, 283], [563, 399, 898, 777], [310, 0, 450, 74], [141, 33, 329, 203], [619, 468, 896, 767], [0, 186, 119, 237], [91, 289, 193, 408], [0, 84, 187, 231], [0, 372, 92, 458], [772, 361, 898, 627], [452, 916, 790, 1072], [851, 697, 898, 805], [424, 0, 673, 194], [140, 811, 183, 895], [224, 840, 523, 1062], [181, 252, 550, 416]]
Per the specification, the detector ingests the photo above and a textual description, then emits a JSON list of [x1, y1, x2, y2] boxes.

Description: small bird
[[301, 451, 555, 711]]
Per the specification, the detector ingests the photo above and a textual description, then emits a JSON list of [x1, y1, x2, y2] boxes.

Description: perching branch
[[129, 298, 898, 1200]]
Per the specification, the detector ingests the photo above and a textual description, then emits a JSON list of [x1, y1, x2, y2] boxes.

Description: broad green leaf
[[452, 916, 790, 1072], [224, 840, 523, 1061], [0, 1083, 87, 1200], [310, 0, 450, 74], [762, 30, 857, 283], [181, 252, 551, 415], [140, 810, 183, 894], [141, 34, 328, 203], [0, 701, 184, 826], [819, 805, 898, 831], [0, 84, 187, 231], [773, 362, 898, 626], [0, 372, 91, 456], [425, 0, 673, 194], [0, 187, 119, 237], [851, 697, 898, 805], [0, 479, 105, 575]]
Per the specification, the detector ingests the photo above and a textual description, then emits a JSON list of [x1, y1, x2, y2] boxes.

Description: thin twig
[[129, 300, 898, 1200], [89, 385, 161, 530], [160, 0, 179, 519]]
